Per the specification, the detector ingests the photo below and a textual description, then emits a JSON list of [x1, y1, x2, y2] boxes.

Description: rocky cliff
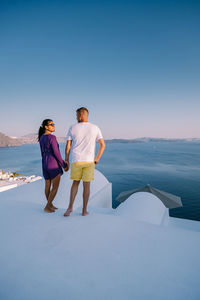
[[0, 132, 23, 147]]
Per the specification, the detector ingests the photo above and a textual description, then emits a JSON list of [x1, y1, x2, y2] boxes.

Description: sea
[[0, 141, 200, 221]]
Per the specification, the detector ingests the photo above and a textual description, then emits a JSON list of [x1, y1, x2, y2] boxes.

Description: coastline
[[1, 134, 200, 148]]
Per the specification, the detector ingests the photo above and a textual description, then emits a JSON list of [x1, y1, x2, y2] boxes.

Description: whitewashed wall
[[0, 169, 112, 210]]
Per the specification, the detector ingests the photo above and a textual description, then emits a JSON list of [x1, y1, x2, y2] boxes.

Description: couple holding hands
[[38, 107, 105, 216]]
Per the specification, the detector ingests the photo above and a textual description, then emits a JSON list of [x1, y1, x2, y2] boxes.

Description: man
[[64, 107, 105, 216]]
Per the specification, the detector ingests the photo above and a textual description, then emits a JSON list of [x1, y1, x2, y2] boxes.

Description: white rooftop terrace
[[0, 170, 200, 300]]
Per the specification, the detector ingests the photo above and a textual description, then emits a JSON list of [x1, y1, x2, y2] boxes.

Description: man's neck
[[78, 119, 88, 123]]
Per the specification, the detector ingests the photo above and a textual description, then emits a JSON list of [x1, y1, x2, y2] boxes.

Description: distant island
[[105, 138, 200, 143], [0, 132, 23, 147], [0, 131, 199, 148], [0, 132, 66, 147]]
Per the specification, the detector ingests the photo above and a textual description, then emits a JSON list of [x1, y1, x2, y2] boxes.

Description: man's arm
[[65, 140, 72, 166], [94, 139, 105, 164]]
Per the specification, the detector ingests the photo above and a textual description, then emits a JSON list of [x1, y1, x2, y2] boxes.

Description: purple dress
[[39, 134, 66, 180]]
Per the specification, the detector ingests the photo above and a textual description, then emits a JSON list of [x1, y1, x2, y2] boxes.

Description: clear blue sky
[[1, 0, 200, 138]]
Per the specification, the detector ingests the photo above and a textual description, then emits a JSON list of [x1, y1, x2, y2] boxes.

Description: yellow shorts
[[70, 162, 95, 182]]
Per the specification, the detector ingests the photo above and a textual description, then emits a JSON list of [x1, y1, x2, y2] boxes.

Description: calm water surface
[[0, 141, 200, 221]]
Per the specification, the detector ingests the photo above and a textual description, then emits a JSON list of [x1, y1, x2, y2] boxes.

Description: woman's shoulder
[[49, 134, 58, 143], [40, 134, 56, 142]]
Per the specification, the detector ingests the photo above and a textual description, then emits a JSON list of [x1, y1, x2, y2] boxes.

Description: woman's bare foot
[[64, 208, 73, 217], [82, 211, 89, 216], [51, 204, 58, 210], [44, 205, 55, 213]]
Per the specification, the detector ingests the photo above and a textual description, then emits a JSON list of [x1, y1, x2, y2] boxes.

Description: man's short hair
[[76, 107, 89, 114]]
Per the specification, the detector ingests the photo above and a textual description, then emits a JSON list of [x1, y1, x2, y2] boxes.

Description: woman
[[38, 119, 68, 213]]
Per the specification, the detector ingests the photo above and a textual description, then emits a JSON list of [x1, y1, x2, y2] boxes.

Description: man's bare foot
[[64, 208, 73, 217], [44, 206, 55, 213], [51, 204, 58, 210], [82, 211, 89, 216]]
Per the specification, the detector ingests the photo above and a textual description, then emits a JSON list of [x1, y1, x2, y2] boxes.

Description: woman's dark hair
[[38, 119, 53, 141]]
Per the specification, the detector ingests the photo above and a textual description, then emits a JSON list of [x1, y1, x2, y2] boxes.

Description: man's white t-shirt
[[66, 122, 103, 163]]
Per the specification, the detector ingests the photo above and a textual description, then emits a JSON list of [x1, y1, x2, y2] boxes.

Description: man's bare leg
[[82, 181, 90, 216], [44, 174, 61, 213], [64, 180, 80, 216]]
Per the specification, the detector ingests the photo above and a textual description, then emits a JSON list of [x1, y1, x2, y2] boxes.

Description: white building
[[0, 170, 199, 300]]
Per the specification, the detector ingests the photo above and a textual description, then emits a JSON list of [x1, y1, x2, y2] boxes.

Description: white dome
[[116, 192, 168, 225]]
